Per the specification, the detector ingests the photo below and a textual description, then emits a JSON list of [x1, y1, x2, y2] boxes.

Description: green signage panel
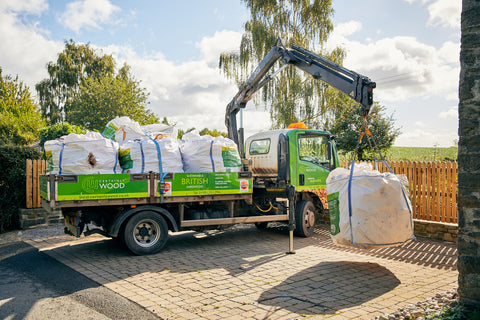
[[159, 172, 252, 196], [327, 192, 340, 235], [57, 174, 149, 201]]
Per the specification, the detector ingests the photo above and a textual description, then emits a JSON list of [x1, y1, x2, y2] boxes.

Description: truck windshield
[[298, 135, 330, 167]]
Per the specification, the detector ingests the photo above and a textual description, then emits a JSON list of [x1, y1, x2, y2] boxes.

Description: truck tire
[[294, 200, 316, 237], [123, 211, 168, 255]]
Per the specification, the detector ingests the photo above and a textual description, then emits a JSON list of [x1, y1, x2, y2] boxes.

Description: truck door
[[288, 131, 333, 190]]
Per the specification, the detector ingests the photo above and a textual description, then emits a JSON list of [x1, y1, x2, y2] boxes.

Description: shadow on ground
[[257, 261, 400, 317], [311, 226, 457, 270], [0, 242, 159, 320]]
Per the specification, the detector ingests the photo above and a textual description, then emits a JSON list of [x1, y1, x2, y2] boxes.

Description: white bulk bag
[[45, 132, 120, 175], [102, 116, 146, 142], [326, 161, 415, 249], [181, 131, 242, 173], [141, 123, 178, 140], [119, 137, 184, 174]]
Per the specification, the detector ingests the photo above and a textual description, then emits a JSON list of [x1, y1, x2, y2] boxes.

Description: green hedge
[[0, 145, 41, 232]]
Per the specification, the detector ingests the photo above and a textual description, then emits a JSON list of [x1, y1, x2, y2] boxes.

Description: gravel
[[0, 225, 66, 244], [374, 289, 459, 320]]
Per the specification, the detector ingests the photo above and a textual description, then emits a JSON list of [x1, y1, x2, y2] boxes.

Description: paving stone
[[23, 224, 457, 320]]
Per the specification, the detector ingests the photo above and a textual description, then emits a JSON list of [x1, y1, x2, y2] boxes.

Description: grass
[[338, 146, 458, 162], [385, 146, 458, 162]]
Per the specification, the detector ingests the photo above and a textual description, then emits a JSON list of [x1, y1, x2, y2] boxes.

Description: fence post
[[26, 160, 33, 208]]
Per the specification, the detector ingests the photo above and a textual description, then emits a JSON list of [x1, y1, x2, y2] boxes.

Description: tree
[[36, 39, 115, 124], [220, 0, 344, 129], [0, 68, 46, 145], [328, 100, 400, 161], [66, 64, 158, 131], [458, 0, 480, 310]]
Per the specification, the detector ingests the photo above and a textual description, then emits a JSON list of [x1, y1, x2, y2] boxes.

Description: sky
[[0, 0, 461, 147]]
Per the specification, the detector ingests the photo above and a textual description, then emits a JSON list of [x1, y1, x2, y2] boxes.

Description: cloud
[[394, 127, 457, 147], [335, 21, 362, 37], [326, 28, 460, 103], [0, 0, 48, 15], [403, 0, 461, 29], [59, 0, 120, 33], [439, 106, 458, 119], [196, 30, 243, 66], [0, 0, 62, 93], [103, 30, 270, 135], [426, 0, 461, 29], [0, 2, 259, 136]]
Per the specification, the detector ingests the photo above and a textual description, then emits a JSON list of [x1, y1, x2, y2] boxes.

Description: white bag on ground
[[45, 132, 120, 174], [326, 161, 415, 249], [181, 131, 242, 173], [119, 137, 184, 173]]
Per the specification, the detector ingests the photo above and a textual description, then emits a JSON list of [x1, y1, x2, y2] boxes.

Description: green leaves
[[65, 67, 157, 132], [0, 68, 46, 146], [36, 40, 158, 132], [36, 39, 117, 125], [220, 0, 341, 129], [328, 100, 401, 161]]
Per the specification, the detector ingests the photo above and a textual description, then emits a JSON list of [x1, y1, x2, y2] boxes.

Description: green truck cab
[[245, 129, 339, 237]]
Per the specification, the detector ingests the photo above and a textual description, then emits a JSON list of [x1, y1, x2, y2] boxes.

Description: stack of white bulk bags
[[118, 137, 184, 174], [181, 131, 242, 173], [326, 161, 415, 249], [101, 117, 184, 174], [44, 132, 120, 174]]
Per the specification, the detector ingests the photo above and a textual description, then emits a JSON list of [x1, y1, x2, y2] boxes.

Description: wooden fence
[[26, 159, 46, 209], [26, 159, 458, 224], [340, 160, 458, 223]]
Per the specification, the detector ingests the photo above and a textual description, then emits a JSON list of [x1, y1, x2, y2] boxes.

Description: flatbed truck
[[40, 43, 375, 255]]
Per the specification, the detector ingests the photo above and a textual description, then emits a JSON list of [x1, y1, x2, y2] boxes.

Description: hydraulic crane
[[225, 44, 376, 158]]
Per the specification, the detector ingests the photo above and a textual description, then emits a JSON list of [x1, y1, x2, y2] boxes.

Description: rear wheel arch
[[110, 205, 178, 238]]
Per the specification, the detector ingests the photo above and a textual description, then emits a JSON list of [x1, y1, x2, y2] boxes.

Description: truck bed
[[40, 171, 253, 210]]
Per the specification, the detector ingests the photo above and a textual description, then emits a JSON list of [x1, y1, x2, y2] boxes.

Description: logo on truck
[[82, 176, 126, 193], [240, 180, 249, 192]]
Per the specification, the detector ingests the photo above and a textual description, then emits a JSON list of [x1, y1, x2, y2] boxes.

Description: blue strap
[[58, 143, 65, 175], [139, 141, 145, 173], [209, 141, 215, 172], [347, 159, 355, 244], [145, 134, 165, 194], [112, 141, 118, 174]]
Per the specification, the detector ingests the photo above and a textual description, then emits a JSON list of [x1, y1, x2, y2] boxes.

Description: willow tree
[[220, 0, 345, 129]]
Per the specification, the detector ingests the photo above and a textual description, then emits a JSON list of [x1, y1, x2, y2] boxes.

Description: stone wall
[[318, 215, 458, 243], [413, 220, 458, 242], [458, 0, 480, 308], [19, 208, 64, 229]]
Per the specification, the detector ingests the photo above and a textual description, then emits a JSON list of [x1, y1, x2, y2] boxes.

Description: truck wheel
[[123, 211, 168, 255], [294, 200, 316, 237]]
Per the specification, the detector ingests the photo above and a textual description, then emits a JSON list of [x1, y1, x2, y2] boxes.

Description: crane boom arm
[[225, 45, 376, 158]]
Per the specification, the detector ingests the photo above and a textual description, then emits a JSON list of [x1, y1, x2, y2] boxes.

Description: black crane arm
[[225, 44, 376, 158]]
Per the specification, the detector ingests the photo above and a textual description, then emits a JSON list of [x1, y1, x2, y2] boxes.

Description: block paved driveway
[[27, 224, 458, 320]]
